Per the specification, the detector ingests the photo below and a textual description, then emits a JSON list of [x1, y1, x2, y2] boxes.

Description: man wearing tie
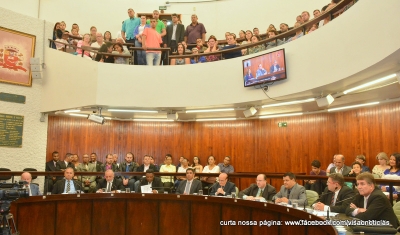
[[346, 173, 399, 228], [21, 172, 41, 196], [52, 167, 80, 194], [239, 174, 277, 201], [273, 172, 307, 207], [44, 151, 59, 194], [210, 173, 236, 196], [96, 169, 125, 193], [176, 168, 202, 195], [312, 173, 355, 213]]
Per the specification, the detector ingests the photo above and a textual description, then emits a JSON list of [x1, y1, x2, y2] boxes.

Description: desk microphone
[[333, 192, 359, 205], [208, 182, 219, 196]]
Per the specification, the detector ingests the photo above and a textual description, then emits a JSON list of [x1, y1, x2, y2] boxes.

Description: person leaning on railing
[[248, 35, 265, 55], [265, 30, 283, 50], [203, 35, 220, 62], [190, 47, 206, 64], [94, 42, 114, 63], [112, 43, 130, 65], [285, 22, 304, 43], [170, 43, 190, 65], [76, 33, 92, 59]]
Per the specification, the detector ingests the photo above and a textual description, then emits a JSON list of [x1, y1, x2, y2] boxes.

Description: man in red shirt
[[142, 18, 163, 66]]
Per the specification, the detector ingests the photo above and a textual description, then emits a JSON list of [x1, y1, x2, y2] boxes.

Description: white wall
[[2, 0, 324, 39], [40, 0, 400, 111], [0, 7, 53, 188]]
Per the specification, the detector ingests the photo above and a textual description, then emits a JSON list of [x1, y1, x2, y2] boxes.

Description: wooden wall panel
[[47, 102, 400, 190]]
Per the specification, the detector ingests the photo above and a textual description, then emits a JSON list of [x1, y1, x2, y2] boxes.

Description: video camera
[[0, 181, 29, 215]]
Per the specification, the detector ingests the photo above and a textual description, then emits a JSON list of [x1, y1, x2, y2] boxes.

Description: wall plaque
[[0, 92, 26, 104], [0, 113, 24, 147]]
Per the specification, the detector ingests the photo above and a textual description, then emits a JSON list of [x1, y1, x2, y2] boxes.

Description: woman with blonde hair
[[372, 152, 390, 178]]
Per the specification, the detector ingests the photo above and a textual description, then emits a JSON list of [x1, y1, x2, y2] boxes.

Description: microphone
[[334, 192, 359, 205], [208, 181, 219, 196], [73, 180, 82, 193]]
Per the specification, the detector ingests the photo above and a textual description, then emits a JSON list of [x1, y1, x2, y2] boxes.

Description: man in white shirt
[[175, 158, 189, 188], [90, 32, 104, 58], [21, 172, 41, 196], [329, 154, 352, 176]]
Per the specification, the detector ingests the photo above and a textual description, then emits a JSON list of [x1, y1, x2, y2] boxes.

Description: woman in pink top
[[76, 33, 91, 59]]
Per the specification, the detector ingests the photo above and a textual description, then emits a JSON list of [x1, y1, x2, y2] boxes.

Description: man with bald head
[[90, 32, 104, 58], [239, 174, 276, 201], [329, 154, 352, 176], [210, 173, 236, 196], [96, 170, 125, 193], [21, 172, 41, 196]]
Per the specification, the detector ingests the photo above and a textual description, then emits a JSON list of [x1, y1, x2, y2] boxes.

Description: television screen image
[[242, 49, 287, 87]]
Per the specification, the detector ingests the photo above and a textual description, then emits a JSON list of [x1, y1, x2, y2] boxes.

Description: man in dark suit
[[119, 152, 139, 191], [44, 151, 60, 193], [313, 173, 355, 213], [56, 153, 74, 171], [210, 173, 236, 196], [176, 168, 202, 195], [273, 172, 307, 207], [346, 172, 400, 229], [134, 155, 159, 191], [90, 152, 103, 172], [329, 154, 352, 176], [96, 169, 125, 193], [137, 169, 164, 194], [165, 13, 185, 54], [52, 167, 81, 194], [239, 174, 277, 201], [100, 154, 119, 172], [21, 172, 41, 196]]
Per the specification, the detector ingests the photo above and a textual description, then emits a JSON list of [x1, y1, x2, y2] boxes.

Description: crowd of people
[[51, 0, 356, 65], [15, 149, 399, 230]]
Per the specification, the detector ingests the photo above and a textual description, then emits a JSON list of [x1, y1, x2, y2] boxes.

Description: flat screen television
[[242, 48, 287, 87]]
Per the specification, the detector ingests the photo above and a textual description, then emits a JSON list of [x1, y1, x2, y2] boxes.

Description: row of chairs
[[0, 168, 37, 182]]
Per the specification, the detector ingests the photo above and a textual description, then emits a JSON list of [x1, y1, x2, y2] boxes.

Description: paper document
[[312, 211, 339, 217], [141, 184, 152, 193]]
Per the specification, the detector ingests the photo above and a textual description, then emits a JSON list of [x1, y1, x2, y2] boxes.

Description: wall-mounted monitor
[[242, 48, 287, 87]]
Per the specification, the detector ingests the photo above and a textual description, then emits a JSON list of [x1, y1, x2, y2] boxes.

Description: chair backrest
[[393, 201, 400, 222], [22, 168, 38, 180], [0, 168, 12, 181], [306, 190, 319, 206]]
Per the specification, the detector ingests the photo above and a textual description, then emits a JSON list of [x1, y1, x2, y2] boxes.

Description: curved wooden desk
[[12, 193, 337, 235]]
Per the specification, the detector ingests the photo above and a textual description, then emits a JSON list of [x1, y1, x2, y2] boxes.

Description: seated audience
[[326, 155, 336, 174], [313, 173, 355, 213], [101, 154, 119, 172], [210, 173, 236, 196], [272, 172, 307, 207], [137, 169, 164, 193], [90, 32, 104, 58], [115, 37, 129, 53], [278, 23, 292, 42], [51, 22, 60, 49], [89, 26, 97, 43], [241, 30, 253, 55], [190, 156, 203, 173], [190, 47, 206, 64], [95, 42, 114, 63], [181, 41, 192, 54], [348, 161, 363, 177], [71, 154, 80, 169], [355, 154, 371, 172], [346, 173, 399, 228], [175, 157, 190, 188], [239, 174, 276, 201], [304, 160, 326, 195], [56, 153, 74, 171], [296, 15, 303, 24], [372, 152, 390, 178], [329, 154, 352, 176], [112, 43, 130, 65], [221, 34, 242, 59], [248, 35, 265, 55], [195, 38, 207, 52], [159, 154, 176, 187], [96, 169, 124, 193], [119, 152, 138, 191], [69, 28, 80, 46], [76, 33, 92, 59], [76, 154, 97, 193], [103, 31, 112, 42], [285, 22, 304, 43], [265, 30, 283, 49], [176, 168, 202, 195], [201, 155, 220, 188], [217, 156, 234, 173], [203, 35, 220, 62], [238, 30, 246, 41], [54, 30, 68, 51], [266, 24, 277, 34], [380, 153, 400, 200], [21, 172, 41, 196], [149, 156, 159, 171], [171, 43, 190, 65], [52, 167, 79, 194], [252, 27, 260, 37]]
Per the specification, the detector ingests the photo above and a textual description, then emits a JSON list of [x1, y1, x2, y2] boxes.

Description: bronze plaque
[[0, 113, 24, 147]]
